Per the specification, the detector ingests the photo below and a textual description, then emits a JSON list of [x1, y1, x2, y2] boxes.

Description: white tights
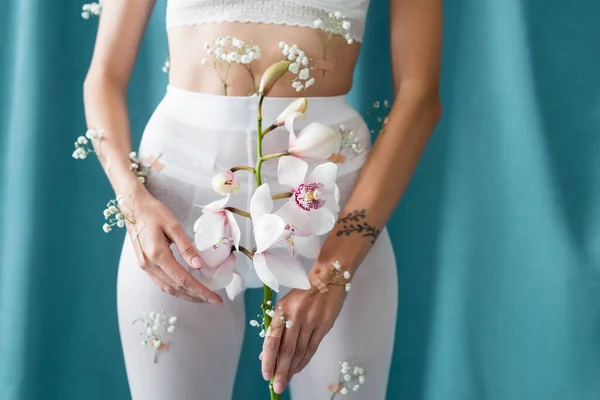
[[116, 86, 399, 399]]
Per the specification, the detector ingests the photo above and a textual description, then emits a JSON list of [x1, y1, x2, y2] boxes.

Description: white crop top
[[166, 0, 370, 42]]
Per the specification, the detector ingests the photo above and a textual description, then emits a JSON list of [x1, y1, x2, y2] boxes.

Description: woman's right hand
[[123, 186, 223, 305]]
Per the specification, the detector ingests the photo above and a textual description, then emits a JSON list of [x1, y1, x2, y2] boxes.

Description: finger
[[261, 322, 284, 381], [164, 221, 204, 269], [151, 240, 223, 305], [272, 323, 300, 394], [295, 329, 325, 374], [288, 328, 311, 380], [131, 229, 205, 301], [146, 271, 205, 303]]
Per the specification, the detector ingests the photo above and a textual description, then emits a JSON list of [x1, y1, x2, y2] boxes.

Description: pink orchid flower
[[193, 195, 240, 252], [286, 112, 342, 161], [276, 156, 340, 236], [196, 253, 244, 301], [250, 183, 319, 292]]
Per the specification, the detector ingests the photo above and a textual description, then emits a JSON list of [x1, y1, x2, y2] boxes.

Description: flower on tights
[[249, 183, 317, 292], [276, 156, 340, 236]]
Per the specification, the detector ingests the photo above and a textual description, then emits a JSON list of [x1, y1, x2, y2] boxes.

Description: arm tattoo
[[336, 209, 381, 244]]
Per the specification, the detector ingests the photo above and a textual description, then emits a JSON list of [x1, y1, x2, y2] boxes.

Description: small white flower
[[266, 310, 275, 318], [279, 41, 286, 48], [115, 213, 124, 220], [168, 316, 177, 325], [152, 324, 160, 332], [240, 55, 250, 64], [343, 271, 351, 279], [108, 206, 118, 214], [358, 375, 365, 384], [77, 136, 88, 145], [340, 387, 348, 395], [345, 283, 351, 292], [149, 312, 155, 319], [129, 151, 137, 159], [138, 176, 146, 184], [232, 38, 244, 48], [341, 361, 349, 369], [116, 220, 125, 228], [341, 366, 350, 374], [301, 56, 309, 66], [141, 340, 147, 346], [282, 44, 290, 56], [305, 77, 315, 88], [146, 327, 153, 336], [348, 39, 354, 45], [102, 223, 111, 233], [130, 163, 139, 170], [259, 329, 266, 338], [266, 300, 272, 305], [333, 260, 342, 270], [298, 68, 310, 80], [166, 325, 175, 334], [357, 367, 364, 375], [81, 11, 90, 19], [292, 81, 302, 89], [218, 37, 229, 47], [200, 57, 207, 64], [103, 209, 111, 218], [285, 320, 293, 329], [250, 320, 259, 327], [288, 61, 300, 74], [352, 385, 359, 391], [334, 11, 342, 18], [116, 195, 124, 203], [344, 374, 352, 382], [153, 340, 162, 349], [314, 19, 323, 28], [342, 21, 351, 30]]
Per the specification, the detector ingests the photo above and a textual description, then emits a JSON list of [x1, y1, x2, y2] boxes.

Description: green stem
[[256, 93, 280, 400], [261, 123, 277, 137], [322, 31, 333, 78], [225, 207, 251, 219], [238, 246, 254, 260], [261, 151, 290, 162], [272, 192, 293, 200], [231, 165, 255, 173]]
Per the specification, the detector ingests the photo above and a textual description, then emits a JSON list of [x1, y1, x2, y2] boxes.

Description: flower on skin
[[285, 112, 342, 161], [249, 184, 318, 292], [275, 156, 339, 237]]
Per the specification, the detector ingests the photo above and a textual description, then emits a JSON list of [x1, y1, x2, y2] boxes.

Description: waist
[[167, 22, 360, 97]]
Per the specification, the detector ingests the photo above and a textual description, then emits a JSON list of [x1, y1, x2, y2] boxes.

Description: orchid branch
[[225, 207, 251, 219]]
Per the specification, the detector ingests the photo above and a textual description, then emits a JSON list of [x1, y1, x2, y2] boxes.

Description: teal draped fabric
[[1, 0, 599, 399]]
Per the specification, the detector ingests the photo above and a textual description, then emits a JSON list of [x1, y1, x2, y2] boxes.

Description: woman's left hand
[[260, 272, 348, 394]]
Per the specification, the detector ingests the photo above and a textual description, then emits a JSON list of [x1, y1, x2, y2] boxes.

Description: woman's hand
[[123, 186, 223, 305], [260, 270, 347, 394]]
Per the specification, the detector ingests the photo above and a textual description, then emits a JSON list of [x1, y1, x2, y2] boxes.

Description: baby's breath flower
[[102, 223, 111, 233], [279, 42, 314, 91], [285, 320, 293, 329], [81, 1, 103, 19], [345, 283, 351, 292], [333, 260, 342, 270], [330, 361, 366, 398], [259, 329, 266, 338], [314, 19, 324, 28], [340, 387, 348, 395], [343, 271, 351, 279], [250, 320, 259, 327], [134, 310, 177, 364], [162, 58, 170, 73]]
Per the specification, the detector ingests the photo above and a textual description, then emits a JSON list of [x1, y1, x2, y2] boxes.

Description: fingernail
[[274, 382, 285, 394], [295, 367, 301, 373], [262, 372, 271, 381], [208, 298, 222, 305], [191, 256, 203, 268]]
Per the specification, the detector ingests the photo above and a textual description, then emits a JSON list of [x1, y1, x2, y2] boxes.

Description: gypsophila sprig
[[328, 361, 366, 398], [278, 42, 315, 92], [133, 310, 177, 364], [311, 260, 352, 296], [162, 58, 170, 73], [128, 151, 150, 184], [72, 128, 104, 159], [338, 124, 362, 154], [249, 303, 293, 338], [81, 1, 103, 19], [314, 11, 354, 45], [366, 99, 392, 135], [203, 37, 262, 95], [102, 196, 127, 233]]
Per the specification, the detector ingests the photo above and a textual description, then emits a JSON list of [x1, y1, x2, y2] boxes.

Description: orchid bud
[[288, 122, 342, 161], [212, 170, 240, 195], [259, 61, 292, 96], [275, 98, 308, 126]]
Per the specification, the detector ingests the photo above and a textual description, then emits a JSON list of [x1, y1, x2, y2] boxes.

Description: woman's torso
[[165, 0, 368, 97]]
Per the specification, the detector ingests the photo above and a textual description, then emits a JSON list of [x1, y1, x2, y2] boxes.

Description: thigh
[[288, 229, 399, 400], [117, 237, 246, 400]]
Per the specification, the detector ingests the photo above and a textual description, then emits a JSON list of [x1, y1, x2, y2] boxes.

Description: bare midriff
[[167, 22, 361, 97]]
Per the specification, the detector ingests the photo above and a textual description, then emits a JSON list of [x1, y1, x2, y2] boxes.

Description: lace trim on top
[[166, 0, 365, 42]]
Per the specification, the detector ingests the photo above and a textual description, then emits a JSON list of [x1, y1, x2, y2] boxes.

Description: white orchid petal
[[204, 253, 236, 290], [276, 201, 308, 232], [225, 272, 245, 300], [199, 241, 231, 268], [203, 195, 230, 212], [294, 235, 321, 259], [254, 214, 286, 253], [277, 156, 308, 189], [264, 252, 311, 290], [250, 183, 273, 220], [253, 252, 280, 292], [284, 111, 305, 139], [224, 210, 241, 250], [194, 212, 225, 251], [290, 123, 342, 160], [306, 162, 338, 190], [308, 208, 336, 236]]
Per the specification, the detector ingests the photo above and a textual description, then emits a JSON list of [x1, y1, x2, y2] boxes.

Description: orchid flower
[[196, 253, 244, 301], [193, 195, 241, 252], [276, 156, 340, 236], [212, 169, 240, 195], [249, 184, 318, 292], [286, 112, 342, 160]]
